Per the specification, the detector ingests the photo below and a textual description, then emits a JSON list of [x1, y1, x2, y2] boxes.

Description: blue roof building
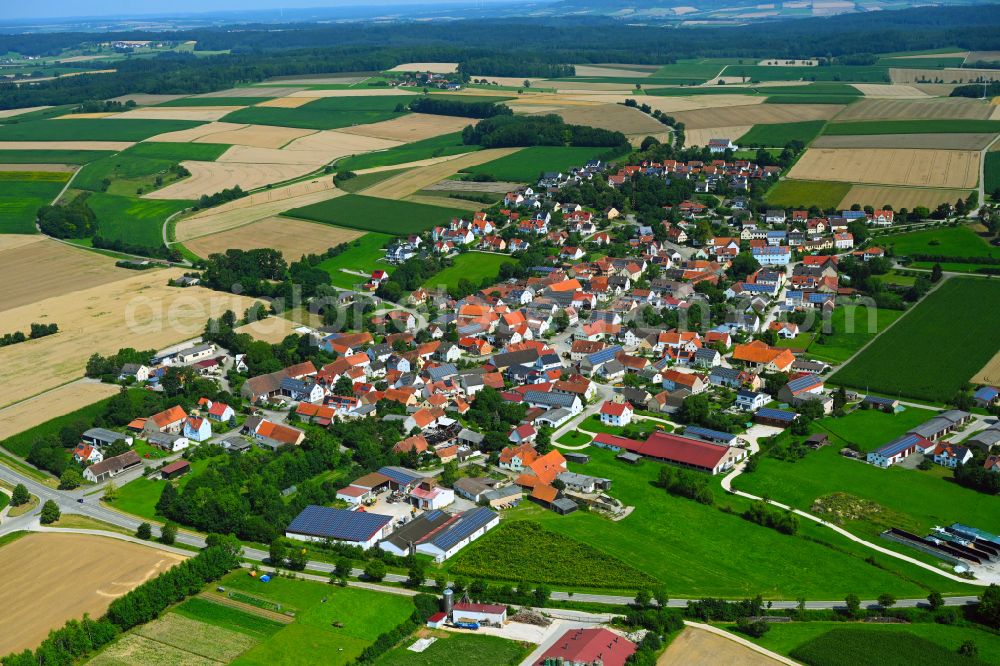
[[286, 505, 393, 549]]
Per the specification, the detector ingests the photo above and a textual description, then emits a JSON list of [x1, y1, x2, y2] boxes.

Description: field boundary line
[[129, 630, 227, 663]]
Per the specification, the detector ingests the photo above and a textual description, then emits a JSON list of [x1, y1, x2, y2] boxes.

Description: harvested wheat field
[[260, 75, 367, 85], [967, 51, 1000, 63], [674, 103, 843, 129], [552, 83, 649, 92], [0, 236, 123, 312], [834, 97, 994, 121], [193, 124, 316, 149], [287, 88, 419, 98], [185, 215, 362, 258], [812, 133, 998, 150], [556, 104, 666, 136], [109, 93, 188, 106], [0, 533, 186, 656], [110, 106, 243, 122], [388, 62, 458, 73], [284, 129, 402, 154], [143, 121, 248, 143], [424, 179, 522, 193], [851, 83, 930, 98], [148, 160, 316, 199], [196, 86, 305, 98], [175, 181, 343, 240], [838, 184, 974, 211], [0, 269, 263, 406], [254, 96, 320, 108], [891, 67, 1000, 84], [0, 381, 119, 438], [340, 113, 473, 141], [789, 148, 979, 188], [235, 315, 305, 344], [573, 64, 653, 78], [0, 106, 51, 119], [913, 83, 963, 97], [992, 106, 1000, 121], [657, 627, 785, 666], [55, 112, 117, 119], [972, 349, 1000, 386], [0, 163, 76, 172], [216, 145, 331, 166], [686, 126, 753, 147], [0, 140, 134, 151], [362, 147, 521, 199]]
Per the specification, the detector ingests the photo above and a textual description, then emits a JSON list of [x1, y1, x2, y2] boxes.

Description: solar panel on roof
[[757, 407, 795, 420], [685, 426, 735, 442], [287, 505, 391, 541], [428, 507, 497, 551], [377, 466, 420, 485]]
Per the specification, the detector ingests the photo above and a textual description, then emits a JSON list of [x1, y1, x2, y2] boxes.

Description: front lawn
[[421, 252, 515, 293], [813, 405, 937, 452], [108, 455, 223, 521]]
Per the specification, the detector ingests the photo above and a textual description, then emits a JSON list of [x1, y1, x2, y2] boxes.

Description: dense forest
[[2, 5, 1000, 109]]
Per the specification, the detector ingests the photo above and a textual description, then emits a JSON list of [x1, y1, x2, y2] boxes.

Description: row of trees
[[408, 96, 512, 119], [0, 322, 58, 347], [462, 113, 629, 150]]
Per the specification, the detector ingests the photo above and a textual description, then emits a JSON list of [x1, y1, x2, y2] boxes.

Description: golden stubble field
[[673, 103, 843, 129], [971, 349, 1000, 387], [657, 627, 783, 666], [174, 181, 343, 241], [360, 147, 522, 200], [0, 534, 186, 656], [0, 236, 124, 311], [185, 216, 363, 259], [147, 160, 317, 199], [0, 381, 119, 440], [0, 265, 264, 407], [834, 97, 995, 121], [788, 148, 980, 189], [339, 113, 473, 142], [838, 184, 974, 211], [555, 104, 666, 136]]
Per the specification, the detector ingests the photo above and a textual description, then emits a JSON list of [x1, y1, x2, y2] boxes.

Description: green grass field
[[74, 155, 175, 194], [375, 633, 528, 666], [829, 278, 1000, 401], [0, 118, 202, 142], [987, 152, 1000, 199], [221, 572, 415, 666], [221, 96, 413, 130], [745, 624, 999, 666], [738, 121, 826, 147], [734, 440, 996, 544], [335, 132, 478, 172], [877, 55, 969, 68], [108, 455, 223, 520], [0, 170, 70, 233], [754, 83, 862, 97], [316, 232, 395, 288], [173, 598, 284, 639], [452, 447, 976, 597], [825, 120, 1000, 135], [804, 304, 903, 364], [880, 225, 999, 261], [0, 149, 112, 164], [421, 252, 515, 291], [121, 141, 230, 162], [765, 95, 861, 105], [814, 405, 937, 452], [285, 194, 470, 235], [764, 179, 852, 209], [88, 192, 190, 248], [789, 627, 990, 666], [460, 146, 610, 183]]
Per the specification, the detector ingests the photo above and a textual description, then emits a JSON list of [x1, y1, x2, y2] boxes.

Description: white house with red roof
[[183, 416, 213, 442], [600, 400, 633, 427], [509, 424, 537, 444], [199, 398, 235, 422], [74, 443, 103, 465]]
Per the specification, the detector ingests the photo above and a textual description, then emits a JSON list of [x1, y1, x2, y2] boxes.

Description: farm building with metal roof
[[285, 505, 393, 549]]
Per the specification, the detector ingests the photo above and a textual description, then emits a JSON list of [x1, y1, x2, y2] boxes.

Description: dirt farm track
[[0, 533, 186, 655]]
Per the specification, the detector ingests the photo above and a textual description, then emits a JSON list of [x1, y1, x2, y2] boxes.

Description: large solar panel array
[[875, 433, 921, 457], [756, 407, 796, 421], [428, 507, 498, 551], [786, 375, 821, 393], [287, 505, 391, 541], [684, 426, 736, 444]]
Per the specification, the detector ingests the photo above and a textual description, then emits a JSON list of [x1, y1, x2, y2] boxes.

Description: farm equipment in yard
[[452, 621, 480, 630]]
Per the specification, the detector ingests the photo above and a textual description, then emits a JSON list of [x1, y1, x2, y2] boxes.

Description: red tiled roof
[[535, 628, 636, 666]]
